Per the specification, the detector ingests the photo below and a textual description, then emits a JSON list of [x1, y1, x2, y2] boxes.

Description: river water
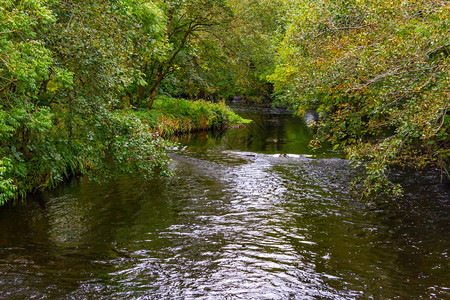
[[0, 106, 448, 299]]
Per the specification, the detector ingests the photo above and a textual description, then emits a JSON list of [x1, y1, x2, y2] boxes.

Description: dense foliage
[[270, 0, 450, 195], [0, 0, 250, 205], [171, 0, 285, 102]]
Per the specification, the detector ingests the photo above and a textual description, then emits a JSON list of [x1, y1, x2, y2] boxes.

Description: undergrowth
[[127, 96, 250, 136]]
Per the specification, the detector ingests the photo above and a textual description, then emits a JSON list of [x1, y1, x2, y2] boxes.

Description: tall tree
[[135, 0, 233, 108], [0, 0, 171, 205], [0, 0, 70, 204], [270, 0, 450, 195], [172, 0, 286, 102]]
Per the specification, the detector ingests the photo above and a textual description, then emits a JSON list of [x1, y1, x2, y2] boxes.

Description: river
[[0, 105, 448, 299]]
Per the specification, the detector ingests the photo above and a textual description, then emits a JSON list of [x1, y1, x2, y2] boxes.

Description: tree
[[270, 0, 450, 196], [0, 0, 171, 205], [224, 0, 285, 101], [165, 0, 286, 102], [42, 0, 171, 180], [134, 0, 233, 108], [0, 0, 70, 204]]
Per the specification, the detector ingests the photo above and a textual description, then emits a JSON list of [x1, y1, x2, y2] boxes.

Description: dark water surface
[[0, 106, 449, 299]]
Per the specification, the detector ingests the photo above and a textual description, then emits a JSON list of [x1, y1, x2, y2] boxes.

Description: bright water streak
[[0, 106, 448, 299]]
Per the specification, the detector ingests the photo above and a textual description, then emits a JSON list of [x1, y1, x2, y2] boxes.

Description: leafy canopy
[[270, 0, 450, 196]]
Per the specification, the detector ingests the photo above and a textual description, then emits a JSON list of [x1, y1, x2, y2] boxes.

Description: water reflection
[[171, 105, 337, 158], [0, 107, 448, 299]]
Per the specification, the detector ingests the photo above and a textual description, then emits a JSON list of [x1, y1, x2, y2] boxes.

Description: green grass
[[126, 96, 251, 136]]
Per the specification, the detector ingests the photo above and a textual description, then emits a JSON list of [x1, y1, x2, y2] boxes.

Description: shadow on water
[[0, 105, 448, 299]]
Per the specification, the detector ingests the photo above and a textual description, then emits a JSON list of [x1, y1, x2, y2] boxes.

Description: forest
[[1, 0, 449, 205]]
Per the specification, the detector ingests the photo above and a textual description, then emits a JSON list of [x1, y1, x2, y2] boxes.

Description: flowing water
[[0, 106, 448, 299]]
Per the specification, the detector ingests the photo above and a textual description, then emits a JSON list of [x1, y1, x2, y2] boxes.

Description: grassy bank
[[127, 96, 251, 136]]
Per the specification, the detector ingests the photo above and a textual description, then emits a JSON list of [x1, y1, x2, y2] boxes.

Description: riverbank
[[0, 97, 249, 206], [129, 96, 251, 136]]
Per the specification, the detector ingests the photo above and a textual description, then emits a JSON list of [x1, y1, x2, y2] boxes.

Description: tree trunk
[[147, 83, 160, 109], [147, 64, 164, 109], [147, 74, 163, 109], [137, 84, 145, 102]]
